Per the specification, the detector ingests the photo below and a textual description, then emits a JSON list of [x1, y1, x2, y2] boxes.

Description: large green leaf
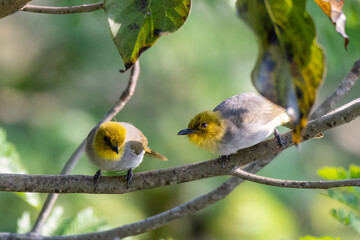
[[104, 0, 191, 72], [236, 0, 325, 143], [0, 128, 40, 208]]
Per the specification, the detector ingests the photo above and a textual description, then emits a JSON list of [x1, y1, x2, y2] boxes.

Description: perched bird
[[86, 121, 167, 188], [177, 92, 290, 156]]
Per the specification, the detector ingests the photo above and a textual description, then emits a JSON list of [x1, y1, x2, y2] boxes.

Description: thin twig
[[311, 59, 360, 119], [1, 98, 359, 195], [21, 2, 103, 14], [29, 61, 140, 235], [231, 167, 360, 189]]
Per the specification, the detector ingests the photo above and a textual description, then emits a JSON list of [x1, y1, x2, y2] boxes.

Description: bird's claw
[[217, 155, 230, 168], [93, 169, 101, 189], [125, 168, 133, 189], [274, 128, 286, 149]]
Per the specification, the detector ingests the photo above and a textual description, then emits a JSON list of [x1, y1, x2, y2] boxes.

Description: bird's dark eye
[[103, 136, 111, 146], [200, 123, 208, 128]]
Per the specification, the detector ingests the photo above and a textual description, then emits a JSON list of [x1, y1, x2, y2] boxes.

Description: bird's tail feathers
[[145, 148, 168, 161]]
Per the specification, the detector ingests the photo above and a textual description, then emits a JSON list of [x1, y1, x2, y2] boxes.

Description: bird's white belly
[[89, 148, 144, 172], [217, 115, 287, 155]]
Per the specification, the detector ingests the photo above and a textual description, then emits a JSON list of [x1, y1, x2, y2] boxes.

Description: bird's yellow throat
[[187, 111, 226, 154], [92, 122, 126, 161]]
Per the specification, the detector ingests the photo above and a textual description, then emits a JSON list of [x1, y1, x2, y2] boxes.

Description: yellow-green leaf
[[317, 167, 347, 180], [299, 236, 341, 240], [104, 0, 191, 72], [313, 0, 349, 49], [236, 0, 325, 144], [349, 164, 360, 179]]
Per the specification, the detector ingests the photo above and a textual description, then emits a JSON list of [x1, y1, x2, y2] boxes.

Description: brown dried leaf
[[314, 0, 349, 49]]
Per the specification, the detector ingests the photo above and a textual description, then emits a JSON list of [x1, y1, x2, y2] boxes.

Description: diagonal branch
[[231, 167, 360, 189], [29, 61, 140, 235], [21, 2, 104, 14], [311, 59, 360, 119], [1, 98, 359, 195]]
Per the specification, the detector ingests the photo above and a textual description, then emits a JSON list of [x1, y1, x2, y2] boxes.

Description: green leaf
[[104, 0, 191, 71], [327, 189, 359, 210], [0, 128, 40, 208], [41, 206, 65, 236], [53, 208, 109, 236], [331, 208, 360, 233], [349, 164, 360, 179], [236, 0, 325, 144], [317, 167, 347, 180], [299, 236, 341, 240], [16, 212, 31, 234]]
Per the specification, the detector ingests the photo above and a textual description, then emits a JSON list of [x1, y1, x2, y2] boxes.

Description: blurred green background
[[1, 0, 360, 239]]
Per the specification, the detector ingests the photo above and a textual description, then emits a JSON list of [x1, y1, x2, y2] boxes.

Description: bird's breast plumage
[[85, 122, 147, 171]]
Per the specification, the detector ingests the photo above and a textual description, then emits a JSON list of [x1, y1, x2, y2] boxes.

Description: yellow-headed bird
[[177, 92, 290, 156], [86, 121, 167, 188]]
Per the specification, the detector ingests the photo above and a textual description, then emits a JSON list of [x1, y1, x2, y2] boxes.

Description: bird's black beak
[[177, 128, 195, 135], [111, 144, 119, 154]]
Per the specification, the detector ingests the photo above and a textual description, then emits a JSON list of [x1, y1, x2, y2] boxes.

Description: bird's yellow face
[[178, 111, 226, 154], [92, 122, 126, 161]]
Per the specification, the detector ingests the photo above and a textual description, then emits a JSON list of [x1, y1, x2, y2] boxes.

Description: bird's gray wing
[[213, 92, 285, 127]]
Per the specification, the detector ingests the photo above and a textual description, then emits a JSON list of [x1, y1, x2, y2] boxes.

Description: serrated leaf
[[236, 0, 325, 144], [327, 189, 359, 210], [331, 208, 360, 233], [313, 0, 349, 49], [16, 212, 31, 234], [41, 206, 65, 236], [104, 0, 191, 72], [0, 128, 40, 208], [317, 167, 347, 180], [299, 236, 341, 240], [53, 208, 109, 236]]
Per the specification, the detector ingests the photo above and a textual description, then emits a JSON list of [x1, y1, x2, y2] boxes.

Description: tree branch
[[231, 167, 360, 189], [0, 0, 32, 19], [29, 61, 140, 235], [21, 2, 103, 14], [1, 98, 359, 195], [0, 162, 264, 240], [311, 59, 360, 119]]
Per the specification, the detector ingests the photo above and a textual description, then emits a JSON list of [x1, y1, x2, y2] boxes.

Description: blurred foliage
[[0, 0, 360, 239], [317, 165, 360, 235], [300, 236, 341, 240], [0, 127, 40, 208], [16, 207, 109, 236]]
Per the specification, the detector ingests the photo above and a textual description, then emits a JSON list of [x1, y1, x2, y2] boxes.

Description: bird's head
[[92, 122, 126, 161], [177, 111, 226, 153]]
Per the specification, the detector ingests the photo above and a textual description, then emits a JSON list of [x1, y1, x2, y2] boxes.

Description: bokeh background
[[1, 0, 360, 239]]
